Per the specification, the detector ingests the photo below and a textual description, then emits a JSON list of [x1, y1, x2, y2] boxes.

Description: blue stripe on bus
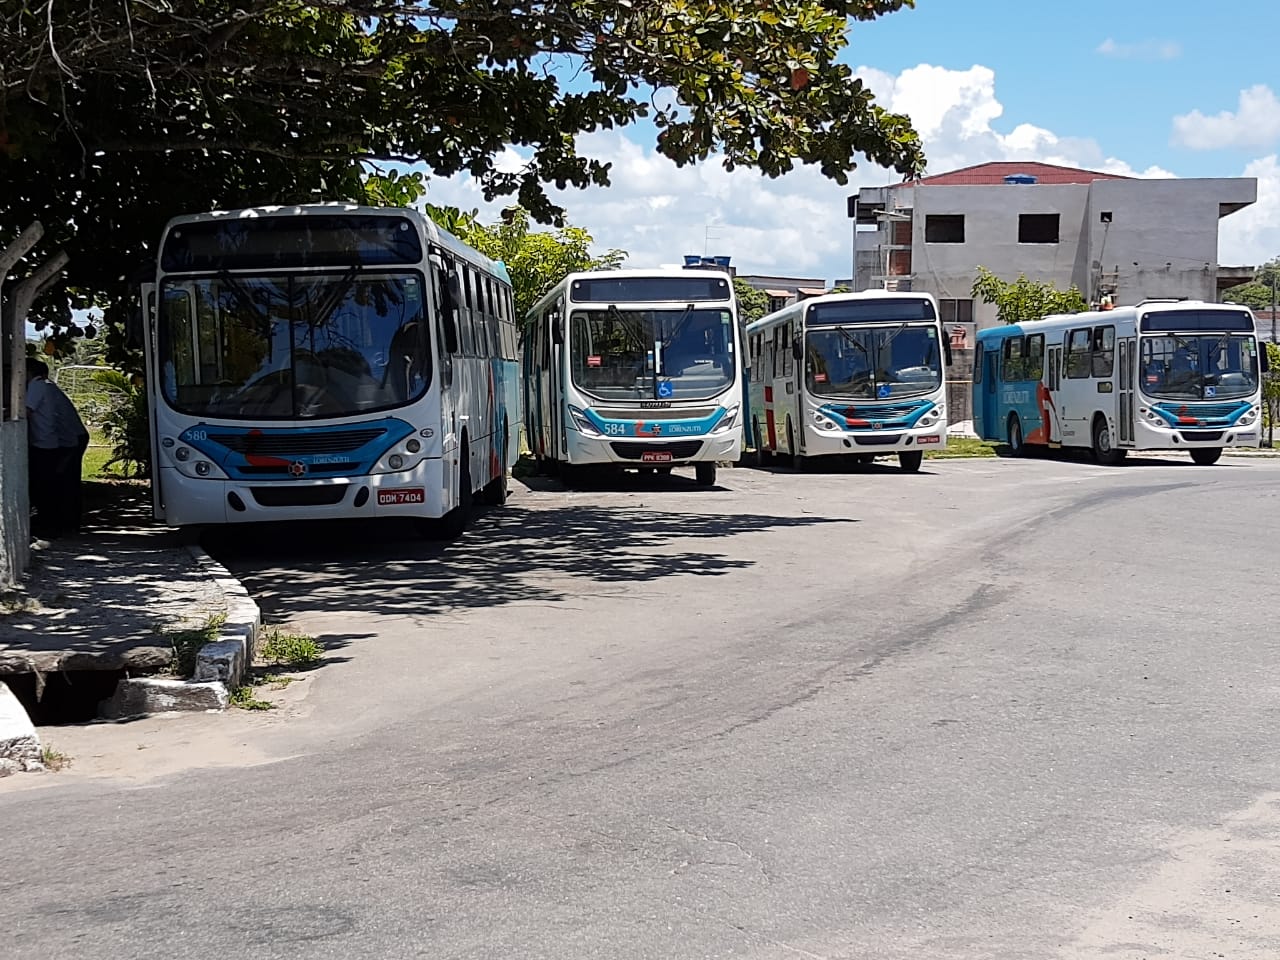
[[817, 398, 935, 429], [581, 407, 727, 438], [178, 419, 417, 480], [1149, 400, 1251, 428]]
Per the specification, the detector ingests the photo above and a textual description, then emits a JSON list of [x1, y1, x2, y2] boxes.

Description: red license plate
[[377, 487, 425, 505], [641, 451, 673, 463], [917, 435, 941, 445]]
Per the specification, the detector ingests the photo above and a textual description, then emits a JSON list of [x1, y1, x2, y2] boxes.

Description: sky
[[419, 0, 1280, 286]]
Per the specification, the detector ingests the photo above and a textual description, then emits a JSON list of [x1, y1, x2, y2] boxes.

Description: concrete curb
[[0, 680, 44, 776], [97, 545, 261, 720]]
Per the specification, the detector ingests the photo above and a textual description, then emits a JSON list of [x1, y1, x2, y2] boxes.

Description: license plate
[[641, 451, 673, 463], [917, 435, 941, 445], [377, 487, 425, 505]]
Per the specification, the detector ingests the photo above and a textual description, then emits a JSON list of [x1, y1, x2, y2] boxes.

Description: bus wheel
[[1091, 416, 1125, 466], [1190, 447, 1223, 466], [752, 416, 771, 466], [481, 424, 509, 506], [786, 418, 798, 467], [438, 439, 473, 539], [695, 462, 717, 486], [898, 450, 924, 473], [1007, 414, 1025, 457]]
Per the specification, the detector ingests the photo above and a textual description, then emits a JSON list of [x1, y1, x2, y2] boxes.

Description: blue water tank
[[713, 256, 732, 267], [683, 255, 701, 266], [1004, 174, 1038, 185]]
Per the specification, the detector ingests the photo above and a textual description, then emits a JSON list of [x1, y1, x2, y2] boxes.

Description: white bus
[[140, 204, 521, 537], [523, 269, 743, 486], [973, 299, 1268, 465], [745, 291, 951, 472]]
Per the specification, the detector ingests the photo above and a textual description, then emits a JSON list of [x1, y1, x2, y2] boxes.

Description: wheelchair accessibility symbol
[[658, 381, 674, 399]]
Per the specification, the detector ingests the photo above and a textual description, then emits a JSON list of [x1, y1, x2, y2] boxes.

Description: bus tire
[[786, 418, 798, 467], [1091, 415, 1126, 466], [438, 438, 473, 539], [898, 450, 924, 473], [752, 416, 771, 466], [1190, 447, 1222, 466], [481, 422, 509, 506], [695, 462, 717, 486], [1007, 414, 1026, 457], [176, 524, 206, 547]]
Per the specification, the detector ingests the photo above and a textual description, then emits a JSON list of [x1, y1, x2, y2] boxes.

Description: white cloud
[[421, 64, 1257, 284], [1097, 38, 1182, 61], [1218, 154, 1280, 267], [1172, 84, 1280, 150]]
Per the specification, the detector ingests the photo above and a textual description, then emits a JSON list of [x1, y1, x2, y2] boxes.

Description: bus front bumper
[[157, 459, 450, 527], [565, 429, 742, 466], [1132, 419, 1260, 449], [801, 423, 948, 457]]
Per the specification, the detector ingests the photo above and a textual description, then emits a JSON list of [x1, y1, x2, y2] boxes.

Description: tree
[[1222, 257, 1279, 312], [3, 0, 925, 348], [971, 267, 1088, 325], [1264, 342, 1280, 449], [429, 206, 626, 319], [733, 279, 771, 326]]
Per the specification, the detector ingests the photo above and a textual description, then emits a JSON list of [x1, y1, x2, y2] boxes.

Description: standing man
[[25, 358, 90, 538]]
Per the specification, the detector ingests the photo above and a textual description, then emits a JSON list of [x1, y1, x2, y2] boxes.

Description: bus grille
[[209, 429, 386, 455], [250, 485, 348, 507], [852, 434, 905, 446], [1179, 430, 1224, 442], [610, 440, 704, 460], [239, 462, 360, 476]]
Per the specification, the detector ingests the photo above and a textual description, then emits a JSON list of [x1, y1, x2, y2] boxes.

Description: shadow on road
[[209, 504, 853, 623]]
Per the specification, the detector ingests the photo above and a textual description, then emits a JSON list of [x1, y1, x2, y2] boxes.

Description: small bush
[[258, 630, 324, 666], [167, 612, 228, 676], [229, 686, 273, 711]]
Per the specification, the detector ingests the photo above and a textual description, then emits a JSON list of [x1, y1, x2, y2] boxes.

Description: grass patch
[[258, 629, 324, 667], [165, 612, 228, 677], [40, 745, 72, 771], [1, 590, 38, 614], [229, 685, 274, 711], [926, 437, 1000, 459]]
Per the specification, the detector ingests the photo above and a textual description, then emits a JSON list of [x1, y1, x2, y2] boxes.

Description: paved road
[[4, 455, 1280, 959]]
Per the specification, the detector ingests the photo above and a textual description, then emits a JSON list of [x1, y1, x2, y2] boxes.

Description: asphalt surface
[[3, 453, 1280, 959]]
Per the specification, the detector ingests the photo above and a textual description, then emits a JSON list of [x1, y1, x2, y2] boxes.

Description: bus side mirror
[[551, 310, 564, 345], [1262, 344, 1271, 374], [792, 337, 802, 361], [943, 336, 953, 367]]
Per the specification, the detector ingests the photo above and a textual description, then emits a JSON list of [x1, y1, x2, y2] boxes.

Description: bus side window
[[1066, 328, 1091, 378], [973, 345, 983, 384], [435, 262, 460, 355], [1025, 334, 1045, 381], [1092, 325, 1115, 378], [782, 322, 793, 376], [771, 328, 780, 379], [1001, 336, 1024, 381]]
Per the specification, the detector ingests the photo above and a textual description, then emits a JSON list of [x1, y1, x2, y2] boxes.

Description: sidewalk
[[0, 481, 228, 715]]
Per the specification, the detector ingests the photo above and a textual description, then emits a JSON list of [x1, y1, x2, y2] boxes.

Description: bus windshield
[[159, 271, 430, 420], [569, 307, 735, 401], [1139, 333, 1259, 401], [805, 323, 942, 399]]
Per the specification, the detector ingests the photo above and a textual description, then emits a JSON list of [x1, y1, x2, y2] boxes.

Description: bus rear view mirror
[[1262, 345, 1271, 374], [792, 337, 802, 361], [943, 335, 953, 367], [125, 301, 144, 349], [437, 268, 460, 354]]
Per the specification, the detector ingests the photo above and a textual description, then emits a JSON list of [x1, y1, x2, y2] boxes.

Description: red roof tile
[[909, 161, 1131, 187]]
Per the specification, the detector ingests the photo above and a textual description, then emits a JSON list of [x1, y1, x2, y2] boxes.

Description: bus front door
[[1118, 337, 1136, 445], [982, 349, 1000, 439]]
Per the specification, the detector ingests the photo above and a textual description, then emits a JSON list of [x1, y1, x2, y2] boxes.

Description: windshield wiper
[[309, 264, 362, 330], [835, 327, 876, 393], [217, 269, 265, 321]]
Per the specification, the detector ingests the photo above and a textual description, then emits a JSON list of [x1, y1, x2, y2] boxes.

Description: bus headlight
[[568, 406, 602, 438], [388, 454, 405, 470], [1239, 407, 1260, 426], [713, 405, 740, 433], [406, 438, 422, 453], [813, 412, 841, 430], [917, 409, 941, 428], [175, 446, 191, 461], [194, 461, 212, 476]]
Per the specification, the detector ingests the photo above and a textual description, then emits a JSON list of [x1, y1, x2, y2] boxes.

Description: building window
[[938, 299, 974, 324], [1019, 214, 1060, 244], [925, 214, 965, 244]]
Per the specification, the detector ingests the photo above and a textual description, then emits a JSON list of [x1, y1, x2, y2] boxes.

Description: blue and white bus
[[973, 300, 1268, 465], [523, 269, 743, 486], [141, 204, 521, 537], [745, 291, 951, 472]]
